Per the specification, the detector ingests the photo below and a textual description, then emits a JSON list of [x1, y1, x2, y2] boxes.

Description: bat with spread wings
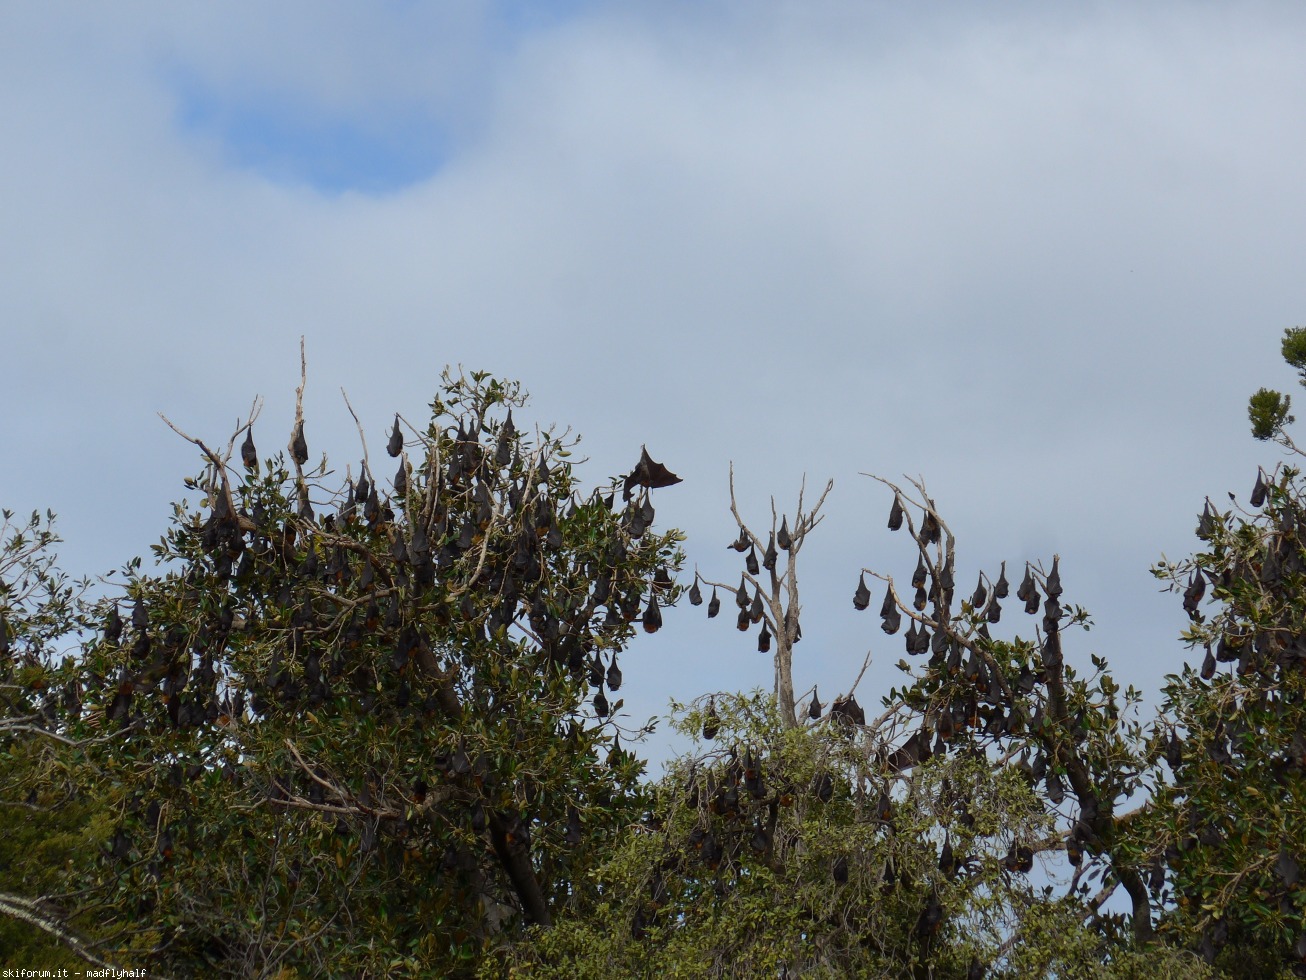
[[622, 446, 683, 500]]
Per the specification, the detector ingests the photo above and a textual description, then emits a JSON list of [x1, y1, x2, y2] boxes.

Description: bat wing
[[624, 446, 683, 498]]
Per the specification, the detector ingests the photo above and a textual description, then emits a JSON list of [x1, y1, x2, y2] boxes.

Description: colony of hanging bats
[[20, 385, 1306, 964], [662, 472, 1236, 961], [665, 463, 1306, 964], [77, 391, 683, 929]]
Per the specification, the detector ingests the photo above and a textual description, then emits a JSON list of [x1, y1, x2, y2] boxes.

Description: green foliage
[[493, 694, 1162, 978], [998, 899, 1218, 980], [0, 748, 100, 966], [10, 340, 1306, 976], [1249, 388, 1292, 441], [1247, 328, 1306, 441], [0, 510, 104, 965], [4, 370, 683, 976], [491, 694, 1236, 978], [1133, 333, 1306, 973], [1282, 327, 1306, 378], [1145, 464, 1306, 972]]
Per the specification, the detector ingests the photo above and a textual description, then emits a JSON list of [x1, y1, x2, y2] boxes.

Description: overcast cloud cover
[[3, 1, 1305, 766]]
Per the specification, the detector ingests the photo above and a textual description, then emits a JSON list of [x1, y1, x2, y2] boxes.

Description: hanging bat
[[1045, 556, 1062, 599], [881, 588, 902, 634], [642, 594, 662, 633], [104, 605, 123, 644], [387, 416, 403, 457], [993, 561, 1009, 599], [1183, 569, 1206, 616], [1196, 499, 1218, 539], [241, 428, 258, 470], [915, 892, 944, 937], [1017, 565, 1034, 602], [853, 573, 871, 611], [1200, 645, 1216, 679], [702, 697, 720, 740], [921, 512, 941, 545], [777, 516, 793, 551], [1042, 597, 1061, 635], [831, 695, 865, 726], [912, 554, 927, 590], [290, 421, 308, 466], [1251, 467, 1269, 507], [832, 855, 848, 884], [814, 771, 833, 803]]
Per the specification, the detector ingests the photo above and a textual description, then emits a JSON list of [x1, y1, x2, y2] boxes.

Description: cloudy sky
[[3, 1, 1305, 768]]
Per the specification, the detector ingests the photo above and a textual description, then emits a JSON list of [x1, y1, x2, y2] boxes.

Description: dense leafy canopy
[[2, 369, 682, 976], [4, 337, 1306, 977]]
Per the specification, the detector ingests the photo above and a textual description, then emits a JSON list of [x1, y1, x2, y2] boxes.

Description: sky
[[3, 1, 1306, 771]]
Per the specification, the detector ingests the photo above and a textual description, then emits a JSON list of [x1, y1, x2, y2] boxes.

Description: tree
[[497, 329, 1306, 976], [1129, 326, 1306, 976], [498, 462, 1215, 976], [0, 509, 119, 967], [495, 693, 1202, 979], [2, 364, 685, 976], [11, 334, 1306, 976], [504, 340, 1306, 979]]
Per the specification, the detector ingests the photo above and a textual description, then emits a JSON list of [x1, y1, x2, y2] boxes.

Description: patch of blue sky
[[165, 2, 602, 195], [173, 77, 449, 195], [493, 0, 597, 34]]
